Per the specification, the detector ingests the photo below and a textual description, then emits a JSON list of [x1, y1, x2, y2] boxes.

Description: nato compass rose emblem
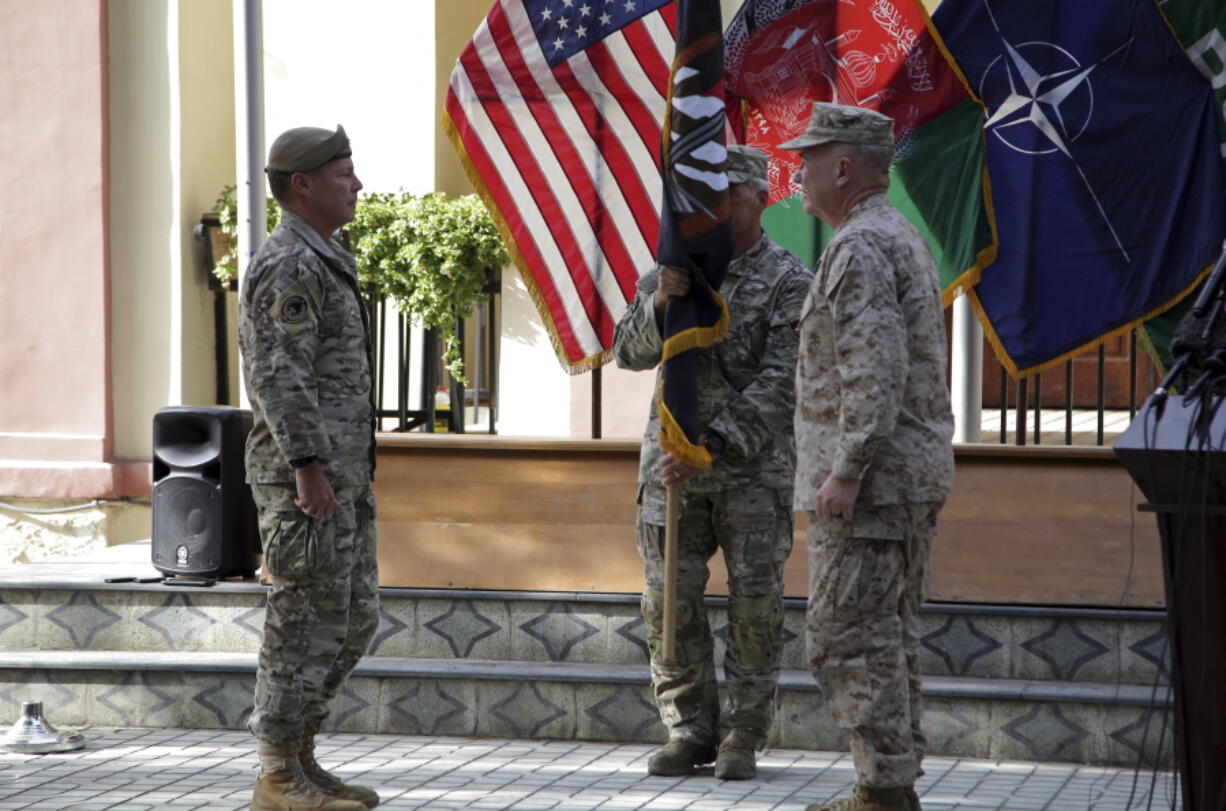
[[975, 0, 1134, 259]]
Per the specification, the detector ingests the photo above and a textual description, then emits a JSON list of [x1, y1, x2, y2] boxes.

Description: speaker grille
[[151, 477, 222, 575]]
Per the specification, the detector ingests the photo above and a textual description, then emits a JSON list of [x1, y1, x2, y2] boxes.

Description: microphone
[[1152, 355, 1188, 401], [1191, 238, 1226, 319], [1181, 348, 1226, 401], [1182, 368, 1215, 401]]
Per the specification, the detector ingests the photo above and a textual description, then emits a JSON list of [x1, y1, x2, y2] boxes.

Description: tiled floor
[[0, 728, 1180, 810]]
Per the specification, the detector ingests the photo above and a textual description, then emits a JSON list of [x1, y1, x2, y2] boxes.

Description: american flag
[[443, 0, 677, 373]]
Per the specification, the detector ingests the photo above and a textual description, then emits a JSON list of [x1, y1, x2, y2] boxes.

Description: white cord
[[0, 500, 108, 515]]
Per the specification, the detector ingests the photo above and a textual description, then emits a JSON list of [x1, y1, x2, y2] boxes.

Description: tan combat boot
[[298, 727, 380, 809], [251, 739, 367, 811], [805, 784, 912, 811], [713, 728, 757, 780]]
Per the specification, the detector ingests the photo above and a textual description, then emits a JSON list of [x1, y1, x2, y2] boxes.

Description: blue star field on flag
[[530, 0, 671, 67]]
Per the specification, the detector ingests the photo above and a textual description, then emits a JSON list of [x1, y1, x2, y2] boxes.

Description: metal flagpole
[[233, 0, 265, 411], [951, 295, 983, 442]]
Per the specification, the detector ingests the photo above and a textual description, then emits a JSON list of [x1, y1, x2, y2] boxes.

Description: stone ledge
[[0, 651, 1171, 708]]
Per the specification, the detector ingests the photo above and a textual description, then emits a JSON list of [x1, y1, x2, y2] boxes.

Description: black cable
[[1122, 396, 1176, 810]]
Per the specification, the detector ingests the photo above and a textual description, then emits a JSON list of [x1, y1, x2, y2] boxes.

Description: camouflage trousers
[[248, 483, 380, 744], [804, 502, 941, 788], [637, 485, 793, 747]]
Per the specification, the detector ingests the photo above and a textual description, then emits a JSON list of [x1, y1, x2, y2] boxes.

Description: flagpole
[[662, 486, 680, 661]]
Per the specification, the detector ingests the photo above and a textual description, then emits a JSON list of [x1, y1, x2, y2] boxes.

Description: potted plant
[[206, 186, 507, 382], [349, 192, 507, 381], [206, 184, 280, 286]]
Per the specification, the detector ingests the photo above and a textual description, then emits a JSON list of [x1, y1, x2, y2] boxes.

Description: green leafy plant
[[354, 193, 507, 380], [211, 185, 507, 381], [210, 185, 279, 282]]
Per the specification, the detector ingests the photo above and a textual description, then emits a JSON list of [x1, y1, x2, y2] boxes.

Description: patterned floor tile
[[385, 680, 475, 736], [920, 615, 1005, 676], [1017, 618, 1111, 681], [479, 681, 574, 739], [137, 593, 217, 650], [43, 592, 122, 649], [518, 602, 599, 662], [578, 684, 663, 742], [423, 600, 504, 658], [189, 675, 255, 728], [998, 702, 1095, 763]]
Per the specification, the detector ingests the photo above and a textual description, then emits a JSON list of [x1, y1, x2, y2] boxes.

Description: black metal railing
[[985, 328, 1146, 447], [365, 285, 499, 435]]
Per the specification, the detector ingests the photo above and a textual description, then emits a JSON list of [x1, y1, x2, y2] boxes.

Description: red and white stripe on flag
[[443, 0, 677, 372]]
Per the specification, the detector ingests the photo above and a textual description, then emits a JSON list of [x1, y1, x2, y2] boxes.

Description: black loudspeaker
[[151, 406, 259, 579]]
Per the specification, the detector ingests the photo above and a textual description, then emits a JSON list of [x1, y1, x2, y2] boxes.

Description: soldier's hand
[[815, 474, 860, 522], [653, 265, 692, 311], [294, 460, 339, 520], [660, 452, 702, 490]]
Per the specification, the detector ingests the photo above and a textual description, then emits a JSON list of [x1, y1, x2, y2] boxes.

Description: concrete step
[[0, 651, 1172, 769], [0, 582, 1169, 688]]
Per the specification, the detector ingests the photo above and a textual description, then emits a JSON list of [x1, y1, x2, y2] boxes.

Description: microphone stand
[[1149, 239, 1226, 407], [1190, 238, 1226, 320]]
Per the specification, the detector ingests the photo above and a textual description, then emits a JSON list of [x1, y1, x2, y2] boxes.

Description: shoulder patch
[[268, 282, 319, 333], [279, 294, 311, 325]]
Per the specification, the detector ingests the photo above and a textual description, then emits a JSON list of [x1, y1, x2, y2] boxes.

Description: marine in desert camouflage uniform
[[238, 124, 380, 811], [613, 146, 812, 781], [782, 103, 955, 811]]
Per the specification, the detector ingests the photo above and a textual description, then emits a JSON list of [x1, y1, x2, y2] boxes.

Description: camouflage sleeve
[[245, 259, 333, 462], [706, 264, 810, 464], [825, 237, 907, 480], [612, 267, 663, 371]]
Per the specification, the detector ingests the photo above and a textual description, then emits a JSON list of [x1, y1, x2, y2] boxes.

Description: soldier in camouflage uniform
[[238, 124, 379, 811], [613, 146, 812, 781], [781, 104, 955, 811]]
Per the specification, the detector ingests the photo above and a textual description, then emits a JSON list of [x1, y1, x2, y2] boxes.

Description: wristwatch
[[701, 431, 726, 458]]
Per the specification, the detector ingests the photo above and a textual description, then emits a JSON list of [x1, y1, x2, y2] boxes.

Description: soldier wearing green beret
[[614, 144, 812, 782], [783, 102, 955, 811], [238, 124, 380, 811]]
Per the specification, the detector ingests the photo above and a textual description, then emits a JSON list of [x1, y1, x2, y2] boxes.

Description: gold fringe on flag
[[658, 397, 714, 469], [660, 290, 730, 364]]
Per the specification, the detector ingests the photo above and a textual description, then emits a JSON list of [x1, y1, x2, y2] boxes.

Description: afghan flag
[[656, 0, 732, 468], [724, 0, 997, 298]]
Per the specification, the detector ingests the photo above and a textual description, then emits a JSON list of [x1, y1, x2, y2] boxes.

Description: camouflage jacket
[[613, 234, 812, 497], [794, 193, 954, 515], [238, 210, 375, 485]]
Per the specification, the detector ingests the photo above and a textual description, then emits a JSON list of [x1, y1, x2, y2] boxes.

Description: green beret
[[778, 102, 894, 150], [726, 145, 768, 184], [265, 124, 351, 173]]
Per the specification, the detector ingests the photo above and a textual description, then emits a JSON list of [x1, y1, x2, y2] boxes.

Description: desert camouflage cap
[[726, 145, 768, 184], [265, 125, 351, 173], [778, 103, 894, 150]]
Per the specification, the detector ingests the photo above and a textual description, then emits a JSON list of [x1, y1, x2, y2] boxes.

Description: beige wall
[[435, 0, 491, 197], [109, 0, 235, 465], [180, 1, 239, 405]]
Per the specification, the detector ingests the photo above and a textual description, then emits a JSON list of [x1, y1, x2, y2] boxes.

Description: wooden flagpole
[[662, 486, 680, 661]]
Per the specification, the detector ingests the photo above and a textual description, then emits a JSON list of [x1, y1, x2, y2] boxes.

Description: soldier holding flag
[[613, 145, 811, 780]]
